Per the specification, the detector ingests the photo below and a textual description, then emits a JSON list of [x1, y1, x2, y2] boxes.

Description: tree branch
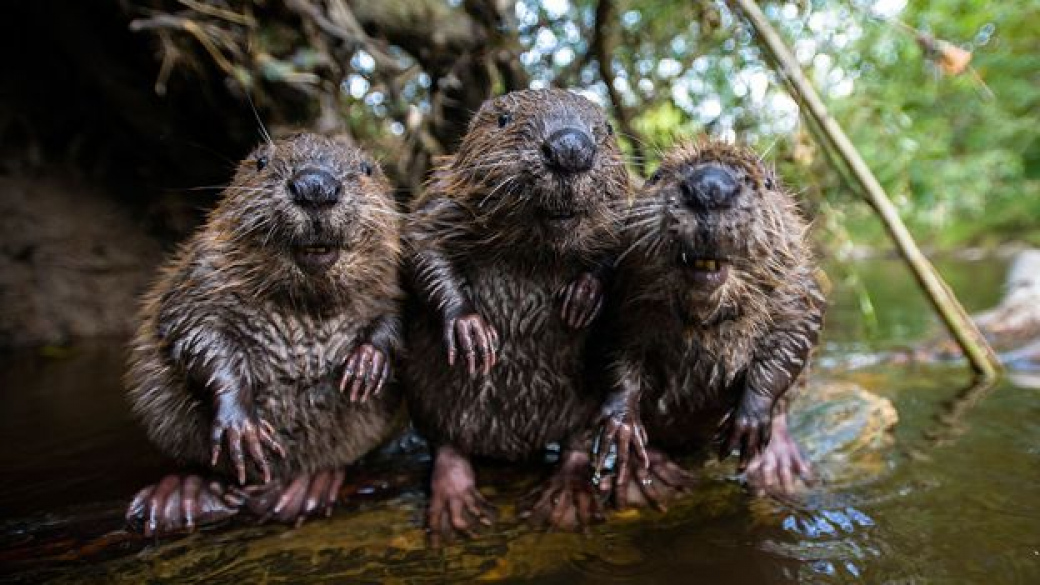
[[592, 0, 646, 177], [284, 0, 404, 74]]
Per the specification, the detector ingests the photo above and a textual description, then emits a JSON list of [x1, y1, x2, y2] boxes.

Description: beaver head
[[208, 133, 399, 301], [439, 88, 629, 254], [625, 140, 809, 325]]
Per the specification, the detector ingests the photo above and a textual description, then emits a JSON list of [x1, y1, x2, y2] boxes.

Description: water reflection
[[764, 504, 878, 581]]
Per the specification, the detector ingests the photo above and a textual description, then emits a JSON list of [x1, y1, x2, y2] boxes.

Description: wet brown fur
[[127, 133, 405, 482], [605, 139, 825, 449], [404, 88, 631, 459]]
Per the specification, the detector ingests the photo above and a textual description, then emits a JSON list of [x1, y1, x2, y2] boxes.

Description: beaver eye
[[764, 176, 775, 190], [255, 156, 268, 171], [361, 161, 373, 177], [606, 122, 614, 136], [497, 113, 512, 128], [648, 170, 663, 185]]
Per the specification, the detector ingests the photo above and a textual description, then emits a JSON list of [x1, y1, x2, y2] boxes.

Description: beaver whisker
[[758, 137, 781, 160], [613, 131, 648, 146], [357, 207, 403, 219], [621, 209, 660, 227], [455, 159, 513, 174], [259, 220, 280, 250], [621, 220, 659, 238], [181, 184, 234, 192], [622, 206, 661, 223], [621, 204, 665, 229], [598, 159, 634, 167], [626, 207, 660, 222], [453, 154, 517, 171], [616, 223, 664, 264], [628, 197, 660, 211], [479, 175, 519, 208], [231, 212, 278, 247]]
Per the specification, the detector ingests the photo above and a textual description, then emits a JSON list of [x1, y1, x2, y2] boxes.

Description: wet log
[[919, 249, 1040, 371]]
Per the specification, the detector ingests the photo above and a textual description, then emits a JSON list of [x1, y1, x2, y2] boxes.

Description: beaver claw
[[745, 414, 813, 497], [340, 343, 390, 403], [604, 449, 697, 511], [210, 403, 286, 485], [126, 474, 243, 537], [521, 450, 603, 531], [592, 409, 650, 493], [427, 446, 496, 546], [560, 272, 604, 329], [717, 391, 773, 467], [444, 313, 499, 377], [243, 469, 347, 527]]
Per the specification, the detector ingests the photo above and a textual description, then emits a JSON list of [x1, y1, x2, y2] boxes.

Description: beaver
[[125, 133, 404, 535], [402, 88, 631, 541], [591, 140, 826, 506]]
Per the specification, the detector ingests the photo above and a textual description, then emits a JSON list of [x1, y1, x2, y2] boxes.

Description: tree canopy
[[15, 0, 1037, 249]]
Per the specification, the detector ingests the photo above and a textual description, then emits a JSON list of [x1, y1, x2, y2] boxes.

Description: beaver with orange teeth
[[592, 140, 826, 506], [125, 133, 404, 535]]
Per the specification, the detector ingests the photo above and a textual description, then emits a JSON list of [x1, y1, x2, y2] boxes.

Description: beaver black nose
[[681, 166, 739, 210], [288, 168, 341, 208], [542, 128, 596, 173]]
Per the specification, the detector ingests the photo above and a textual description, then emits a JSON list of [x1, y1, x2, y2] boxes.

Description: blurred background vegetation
[[7, 0, 1039, 248], [1, 0, 1037, 347]]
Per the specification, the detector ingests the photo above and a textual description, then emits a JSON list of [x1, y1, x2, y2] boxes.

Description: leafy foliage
[[131, 0, 1040, 249]]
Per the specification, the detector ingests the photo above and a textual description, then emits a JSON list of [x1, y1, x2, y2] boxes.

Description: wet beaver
[[125, 133, 404, 535], [403, 88, 631, 540], [592, 140, 826, 506]]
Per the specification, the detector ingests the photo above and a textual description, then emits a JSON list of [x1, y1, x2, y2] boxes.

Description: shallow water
[[1, 258, 1038, 583]]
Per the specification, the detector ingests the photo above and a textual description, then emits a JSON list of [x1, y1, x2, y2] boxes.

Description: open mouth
[[292, 244, 341, 272], [679, 249, 730, 289]]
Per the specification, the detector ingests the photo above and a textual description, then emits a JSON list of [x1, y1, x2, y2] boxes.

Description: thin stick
[[729, 0, 1001, 381]]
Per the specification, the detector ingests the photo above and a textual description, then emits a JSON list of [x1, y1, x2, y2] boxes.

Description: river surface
[[1, 257, 1037, 583]]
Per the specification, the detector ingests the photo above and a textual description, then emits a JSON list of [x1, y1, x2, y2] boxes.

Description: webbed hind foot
[[126, 474, 242, 537], [521, 449, 604, 531], [426, 445, 496, 546], [244, 469, 347, 527]]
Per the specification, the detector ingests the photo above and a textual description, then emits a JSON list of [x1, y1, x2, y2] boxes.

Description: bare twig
[[284, 0, 404, 74], [131, 15, 240, 76], [730, 0, 1001, 381], [592, 0, 647, 177], [176, 0, 254, 27]]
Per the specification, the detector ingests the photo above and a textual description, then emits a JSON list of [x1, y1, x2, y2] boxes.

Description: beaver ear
[[647, 169, 663, 185], [255, 156, 269, 171], [606, 122, 614, 136], [361, 161, 374, 177]]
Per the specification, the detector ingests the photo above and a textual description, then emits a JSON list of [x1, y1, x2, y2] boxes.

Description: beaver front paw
[[210, 403, 286, 485], [559, 272, 604, 329], [718, 391, 773, 467], [340, 343, 390, 403], [126, 474, 243, 537], [444, 313, 499, 377], [592, 407, 650, 494], [745, 415, 813, 497]]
